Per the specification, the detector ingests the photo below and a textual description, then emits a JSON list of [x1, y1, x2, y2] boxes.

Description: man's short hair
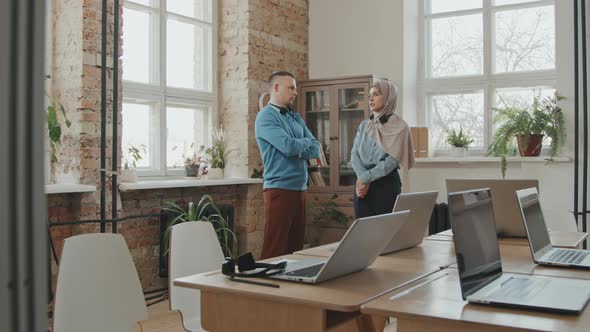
[[268, 71, 295, 88]]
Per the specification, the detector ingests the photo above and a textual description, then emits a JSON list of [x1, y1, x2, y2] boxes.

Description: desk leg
[[201, 290, 326, 332]]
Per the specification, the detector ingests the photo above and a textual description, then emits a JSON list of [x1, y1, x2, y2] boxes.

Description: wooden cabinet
[[297, 75, 373, 247]]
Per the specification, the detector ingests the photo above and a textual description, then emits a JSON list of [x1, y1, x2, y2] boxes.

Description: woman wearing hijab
[[350, 78, 415, 218]]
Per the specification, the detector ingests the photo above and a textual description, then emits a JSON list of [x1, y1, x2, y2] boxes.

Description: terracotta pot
[[516, 134, 544, 157]]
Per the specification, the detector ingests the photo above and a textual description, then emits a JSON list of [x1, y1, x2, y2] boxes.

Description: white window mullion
[[160, 0, 167, 175], [483, 0, 493, 148]]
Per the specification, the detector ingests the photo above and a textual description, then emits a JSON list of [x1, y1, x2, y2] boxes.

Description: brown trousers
[[260, 188, 306, 259]]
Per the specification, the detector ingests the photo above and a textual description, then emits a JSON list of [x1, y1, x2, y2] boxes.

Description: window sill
[[45, 183, 97, 195], [118, 177, 263, 192], [415, 156, 570, 165]]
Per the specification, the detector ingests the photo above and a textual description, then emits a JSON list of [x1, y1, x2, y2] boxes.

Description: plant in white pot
[[446, 128, 473, 157], [206, 126, 235, 179], [121, 144, 146, 182]]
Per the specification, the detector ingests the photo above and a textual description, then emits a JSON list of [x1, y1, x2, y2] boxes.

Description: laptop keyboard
[[488, 277, 548, 301], [547, 249, 589, 265], [285, 263, 325, 278]]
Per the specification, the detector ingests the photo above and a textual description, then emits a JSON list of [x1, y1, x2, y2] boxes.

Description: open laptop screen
[[517, 188, 551, 253], [449, 188, 502, 298]]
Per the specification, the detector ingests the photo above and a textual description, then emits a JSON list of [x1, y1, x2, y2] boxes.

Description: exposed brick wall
[[47, 0, 308, 292]]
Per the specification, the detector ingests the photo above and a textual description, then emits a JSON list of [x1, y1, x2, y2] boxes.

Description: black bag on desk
[[428, 202, 450, 235]]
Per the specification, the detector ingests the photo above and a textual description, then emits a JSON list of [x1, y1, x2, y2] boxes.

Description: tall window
[[122, 0, 215, 175], [421, 0, 556, 155]]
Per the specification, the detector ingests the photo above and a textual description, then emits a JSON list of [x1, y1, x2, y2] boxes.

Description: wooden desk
[[362, 269, 590, 332], [296, 238, 456, 269], [425, 229, 588, 248], [174, 254, 446, 332]]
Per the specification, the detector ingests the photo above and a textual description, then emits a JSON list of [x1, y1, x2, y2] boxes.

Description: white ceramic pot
[[120, 168, 137, 182], [449, 146, 466, 158], [207, 167, 224, 180]]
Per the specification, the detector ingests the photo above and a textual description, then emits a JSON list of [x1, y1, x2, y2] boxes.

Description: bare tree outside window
[[431, 15, 483, 77], [430, 93, 484, 150], [495, 6, 555, 73]]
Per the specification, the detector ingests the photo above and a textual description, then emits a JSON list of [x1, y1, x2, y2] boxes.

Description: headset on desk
[[221, 252, 286, 288]]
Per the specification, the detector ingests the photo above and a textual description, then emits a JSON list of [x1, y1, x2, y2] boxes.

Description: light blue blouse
[[350, 120, 399, 184]]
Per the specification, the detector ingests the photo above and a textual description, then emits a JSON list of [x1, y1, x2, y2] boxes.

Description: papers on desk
[[389, 273, 449, 301]]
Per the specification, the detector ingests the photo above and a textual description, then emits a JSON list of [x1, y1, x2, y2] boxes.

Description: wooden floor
[[136, 299, 186, 332]]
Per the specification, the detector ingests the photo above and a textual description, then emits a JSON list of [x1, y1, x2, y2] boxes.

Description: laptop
[[380, 191, 439, 254], [270, 211, 410, 284], [322, 191, 438, 255], [446, 179, 539, 237], [449, 188, 590, 314], [516, 187, 590, 268]]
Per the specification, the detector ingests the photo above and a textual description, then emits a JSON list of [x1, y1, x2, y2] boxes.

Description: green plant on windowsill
[[206, 125, 236, 169], [161, 194, 237, 258], [487, 92, 566, 178], [446, 127, 473, 148], [123, 144, 147, 170], [46, 96, 71, 163]]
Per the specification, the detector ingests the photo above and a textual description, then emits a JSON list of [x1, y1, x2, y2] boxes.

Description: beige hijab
[[366, 79, 415, 170]]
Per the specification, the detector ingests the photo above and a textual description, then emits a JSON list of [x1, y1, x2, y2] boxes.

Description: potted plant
[[184, 144, 205, 177], [121, 144, 146, 182], [488, 92, 566, 177], [206, 125, 235, 179], [446, 128, 473, 158], [161, 194, 237, 259]]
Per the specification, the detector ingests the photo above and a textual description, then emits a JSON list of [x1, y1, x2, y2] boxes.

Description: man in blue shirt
[[255, 71, 320, 259]]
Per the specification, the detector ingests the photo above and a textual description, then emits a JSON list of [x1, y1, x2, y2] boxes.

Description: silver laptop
[[380, 191, 438, 254], [324, 191, 438, 255], [516, 187, 590, 269], [449, 188, 590, 314], [270, 211, 410, 284], [446, 179, 539, 237]]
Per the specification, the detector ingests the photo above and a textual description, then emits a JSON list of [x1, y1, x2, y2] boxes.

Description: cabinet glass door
[[303, 88, 330, 189], [337, 85, 368, 188]]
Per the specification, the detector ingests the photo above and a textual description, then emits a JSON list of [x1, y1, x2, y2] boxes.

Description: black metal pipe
[[574, 0, 580, 231], [145, 292, 168, 302], [143, 287, 167, 295], [47, 213, 160, 227], [582, 0, 589, 248], [47, 224, 58, 265], [100, 0, 107, 233], [112, 0, 120, 233]]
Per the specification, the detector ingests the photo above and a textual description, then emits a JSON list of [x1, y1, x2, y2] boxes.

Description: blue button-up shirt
[[351, 120, 399, 184]]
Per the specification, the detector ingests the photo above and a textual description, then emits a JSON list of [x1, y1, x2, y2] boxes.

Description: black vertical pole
[[574, 0, 580, 232], [100, 0, 107, 232], [112, 0, 119, 233], [582, 0, 589, 248]]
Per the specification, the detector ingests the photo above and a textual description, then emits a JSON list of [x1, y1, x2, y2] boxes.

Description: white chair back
[[169, 222, 224, 331], [54, 233, 147, 332]]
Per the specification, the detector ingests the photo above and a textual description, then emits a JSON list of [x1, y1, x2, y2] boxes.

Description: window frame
[[122, 0, 217, 176], [419, 0, 556, 156]]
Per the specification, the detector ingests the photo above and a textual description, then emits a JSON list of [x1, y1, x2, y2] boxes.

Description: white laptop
[[323, 191, 438, 255], [446, 179, 539, 237], [449, 188, 590, 314], [380, 191, 438, 254], [270, 211, 410, 284], [516, 187, 590, 269]]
